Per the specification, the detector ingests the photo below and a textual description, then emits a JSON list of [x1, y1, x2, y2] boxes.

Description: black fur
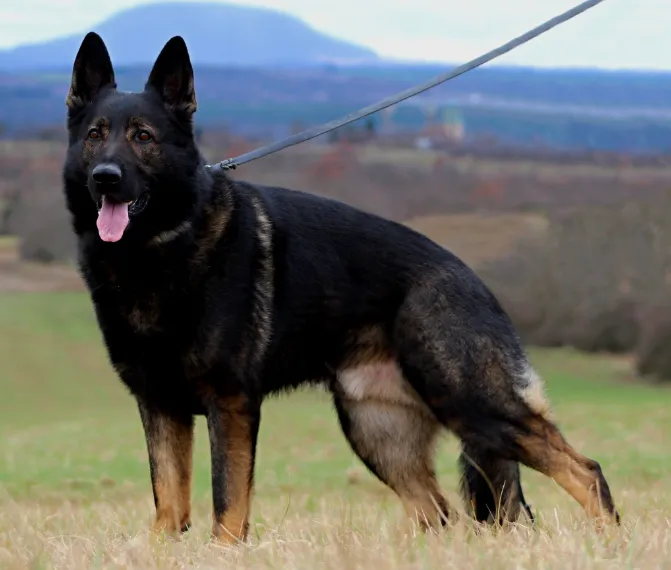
[[62, 32, 619, 541]]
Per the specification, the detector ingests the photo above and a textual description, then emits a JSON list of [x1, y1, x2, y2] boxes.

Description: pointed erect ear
[[145, 36, 197, 116], [66, 32, 116, 112]]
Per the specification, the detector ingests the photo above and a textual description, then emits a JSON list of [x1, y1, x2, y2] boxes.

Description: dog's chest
[[104, 287, 225, 377], [96, 263, 187, 335], [122, 293, 163, 334], [94, 276, 189, 341]]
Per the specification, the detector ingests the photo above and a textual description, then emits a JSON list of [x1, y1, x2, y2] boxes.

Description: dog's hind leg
[[454, 408, 620, 528], [332, 364, 451, 532], [404, 348, 619, 526], [137, 400, 194, 538], [459, 443, 534, 526], [494, 411, 618, 528], [394, 281, 619, 528]]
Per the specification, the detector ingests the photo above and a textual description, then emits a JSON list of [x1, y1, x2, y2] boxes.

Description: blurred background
[[2, 0, 671, 380]]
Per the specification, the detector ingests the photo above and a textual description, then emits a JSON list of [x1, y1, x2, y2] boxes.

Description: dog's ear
[[145, 36, 197, 117], [66, 32, 116, 113]]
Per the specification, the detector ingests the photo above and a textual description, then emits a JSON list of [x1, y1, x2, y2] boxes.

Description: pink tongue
[[97, 197, 130, 242]]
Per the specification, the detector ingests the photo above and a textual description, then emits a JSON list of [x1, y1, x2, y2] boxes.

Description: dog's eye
[[87, 128, 101, 140], [136, 130, 153, 143]]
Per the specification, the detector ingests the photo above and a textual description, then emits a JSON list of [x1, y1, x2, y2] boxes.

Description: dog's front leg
[[206, 392, 261, 545], [137, 399, 194, 539]]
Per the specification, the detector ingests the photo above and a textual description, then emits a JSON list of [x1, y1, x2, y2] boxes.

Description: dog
[[62, 32, 619, 543]]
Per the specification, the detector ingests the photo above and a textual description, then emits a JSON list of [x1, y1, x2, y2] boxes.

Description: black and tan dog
[[62, 32, 619, 544]]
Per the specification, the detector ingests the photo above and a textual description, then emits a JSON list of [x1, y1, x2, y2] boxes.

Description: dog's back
[[233, 179, 521, 382]]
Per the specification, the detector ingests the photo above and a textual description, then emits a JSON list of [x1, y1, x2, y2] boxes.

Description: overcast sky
[[0, 0, 668, 69]]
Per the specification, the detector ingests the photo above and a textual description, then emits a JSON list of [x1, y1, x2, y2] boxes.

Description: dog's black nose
[[92, 163, 122, 185]]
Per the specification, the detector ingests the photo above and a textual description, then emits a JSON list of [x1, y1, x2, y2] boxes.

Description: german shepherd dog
[[62, 32, 619, 543]]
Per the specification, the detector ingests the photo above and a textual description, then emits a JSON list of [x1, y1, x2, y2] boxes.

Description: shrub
[[8, 161, 75, 264], [479, 197, 671, 375]]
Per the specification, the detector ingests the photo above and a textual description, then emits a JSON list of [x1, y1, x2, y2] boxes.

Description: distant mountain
[[0, 2, 379, 70]]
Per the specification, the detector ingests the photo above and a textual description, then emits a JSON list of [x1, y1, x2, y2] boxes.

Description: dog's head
[[63, 32, 202, 243]]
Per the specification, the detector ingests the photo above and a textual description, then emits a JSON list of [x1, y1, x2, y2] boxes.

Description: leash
[[206, 0, 607, 173]]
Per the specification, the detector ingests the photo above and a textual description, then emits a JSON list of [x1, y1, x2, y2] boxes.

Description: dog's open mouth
[[129, 192, 150, 216], [96, 193, 150, 243]]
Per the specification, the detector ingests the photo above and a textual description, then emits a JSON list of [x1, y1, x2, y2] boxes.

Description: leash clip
[[218, 158, 237, 171], [205, 158, 237, 172]]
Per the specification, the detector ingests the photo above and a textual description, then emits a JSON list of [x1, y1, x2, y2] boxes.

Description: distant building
[[413, 106, 464, 149]]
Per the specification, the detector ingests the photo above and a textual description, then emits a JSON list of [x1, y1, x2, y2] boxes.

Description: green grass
[[1, 292, 670, 568]]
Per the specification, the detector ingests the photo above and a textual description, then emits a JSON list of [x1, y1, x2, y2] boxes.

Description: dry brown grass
[[404, 212, 548, 267], [0, 237, 82, 292], [1, 495, 669, 569]]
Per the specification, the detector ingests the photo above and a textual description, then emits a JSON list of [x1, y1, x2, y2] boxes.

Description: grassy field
[[1, 292, 670, 569]]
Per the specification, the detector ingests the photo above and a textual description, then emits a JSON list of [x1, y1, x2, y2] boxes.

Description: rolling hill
[[0, 2, 379, 70]]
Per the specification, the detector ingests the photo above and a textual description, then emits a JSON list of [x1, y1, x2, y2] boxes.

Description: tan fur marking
[[338, 326, 428, 410], [127, 294, 161, 334], [338, 397, 449, 531], [172, 77, 197, 114], [336, 328, 449, 529], [90, 116, 111, 137], [342, 325, 389, 368], [82, 117, 110, 162], [65, 90, 80, 110], [66, 62, 113, 109], [191, 202, 229, 270], [517, 364, 552, 419], [146, 415, 194, 538], [151, 221, 193, 246], [126, 117, 157, 140], [339, 360, 426, 408], [244, 196, 274, 366], [65, 67, 85, 110], [516, 416, 618, 528], [122, 119, 163, 172], [212, 395, 255, 544], [159, 77, 197, 115], [399, 476, 450, 531]]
